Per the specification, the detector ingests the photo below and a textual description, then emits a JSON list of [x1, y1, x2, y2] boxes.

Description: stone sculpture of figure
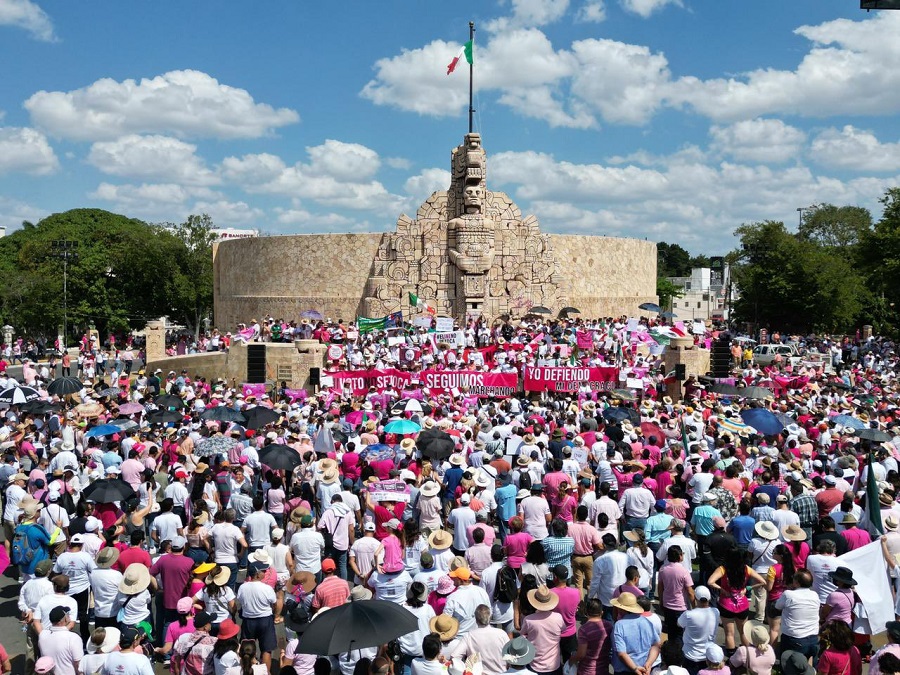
[[448, 184, 496, 274]]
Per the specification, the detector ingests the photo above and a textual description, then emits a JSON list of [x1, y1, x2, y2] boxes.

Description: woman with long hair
[[184, 508, 211, 565], [551, 481, 577, 522], [238, 639, 268, 675], [522, 539, 549, 582], [193, 565, 236, 630], [402, 518, 428, 575], [568, 598, 613, 675], [212, 634, 240, 675], [765, 544, 796, 646], [817, 621, 862, 675], [708, 547, 766, 651], [624, 529, 654, 596]]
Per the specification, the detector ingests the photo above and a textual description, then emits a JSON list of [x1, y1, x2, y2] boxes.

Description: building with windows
[[667, 261, 731, 322]]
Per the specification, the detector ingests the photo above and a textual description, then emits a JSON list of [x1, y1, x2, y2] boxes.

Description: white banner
[[435, 317, 454, 332]]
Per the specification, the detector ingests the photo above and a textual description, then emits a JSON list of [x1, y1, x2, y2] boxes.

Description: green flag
[[867, 450, 883, 535], [357, 316, 387, 332]]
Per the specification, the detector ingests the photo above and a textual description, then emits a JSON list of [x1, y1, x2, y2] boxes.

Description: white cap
[[460, 493, 471, 504], [694, 586, 711, 601], [364, 521, 376, 532]]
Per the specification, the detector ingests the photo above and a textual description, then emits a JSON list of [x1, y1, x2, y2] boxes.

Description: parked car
[[751, 343, 799, 366]]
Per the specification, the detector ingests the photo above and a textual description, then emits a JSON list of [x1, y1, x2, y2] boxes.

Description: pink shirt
[[504, 532, 533, 569], [569, 521, 602, 556], [658, 562, 693, 611], [552, 585, 581, 637], [841, 528, 871, 551], [165, 617, 195, 646], [521, 610, 566, 672]]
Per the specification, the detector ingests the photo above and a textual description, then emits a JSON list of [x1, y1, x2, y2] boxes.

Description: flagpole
[[468, 21, 475, 133]]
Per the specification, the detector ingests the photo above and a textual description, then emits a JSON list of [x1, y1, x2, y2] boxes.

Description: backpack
[[494, 565, 519, 604], [11, 523, 41, 568]]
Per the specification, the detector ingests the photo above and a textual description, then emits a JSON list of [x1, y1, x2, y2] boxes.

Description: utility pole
[[51, 240, 78, 350]]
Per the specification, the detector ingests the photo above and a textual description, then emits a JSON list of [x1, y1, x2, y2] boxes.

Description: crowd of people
[[1, 314, 900, 675]]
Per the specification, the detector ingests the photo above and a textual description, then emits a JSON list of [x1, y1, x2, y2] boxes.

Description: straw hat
[[364, 420, 377, 432], [516, 455, 530, 466], [319, 458, 338, 472], [527, 585, 560, 611], [420, 481, 440, 497], [449, 454, 465, 466], [754, 521, 779, 540], [611, 591, 643, 614], [119, 563, 152, 595], [292, 571, 318, 594], [429, 614, 459, 641], [290, 506, 311, 524], [321, 468, 339, 484], [885, 515, 899, 532], [400, 438, 416, 453], [841, 512, 858, 525], [96, 547, 120, 569], [87, 626, 121, 654], [782, 525, 806, 542], [205, 565, 231, 586], [428, 530, 453, 551]]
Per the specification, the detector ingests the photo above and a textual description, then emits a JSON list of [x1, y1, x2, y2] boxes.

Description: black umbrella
[[416, 427, 456, 460], [155, 394, 184, 409], [82, 478, 136, 504], [603, 407, 631, 423], [20, 400, 60, 414], [737, 386, 773, 400], [0, 386, 41, 406], [527, 306, 552, 315], [296, 599, 419, 655], [559, 306, 581, 315], [708, 383, 744, 396], [259, 444, 303, 471], [201, 406, 247, 423], [639, 302, 662, 313], [47, 376, 83, 396], [855, 428, 893, 443], [331, 427, 349, 444], [242, 406, 281, 430], [147, 409, 182, 424]]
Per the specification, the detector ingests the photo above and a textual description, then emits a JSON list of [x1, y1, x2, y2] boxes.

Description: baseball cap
[[34, 657, 55, 674], [706, 644, 724, 664], [448, 567, 471, 581], [70, 533, 85, 544], [364, 521, 376, 532], [171, 535, 186, 550], [49, 606, 70, 624], [460, 493, 471, 504], [247, 562, 268, 576], [776, 494, 789, 503], [193, 611, 214, 628], [694, 586, 711, 602], [272, 528, 285, 540], [322, 558, 336, 572], [552, 564, 568, 580]]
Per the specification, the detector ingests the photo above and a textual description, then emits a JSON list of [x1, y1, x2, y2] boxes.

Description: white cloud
[[0, 0, 54, 41], [0, 126, 58, 175], [26, 70, 299, 141], [87, 134, 219, 186], [619, 0, 682, 18], [709, 118, 806, 164], [404, 168, 451, 199], [191, 199, 264, 226], [275, 208, 354, 228], [489, 150, 894, 250], [576, 1, 606, 23], [0, 195, 46, 233], [385, 157, 412, 170], [221, 139, 405, 214], [675, 12, 900, 122], [487, 0, 570, 30], [811, 125, 900, 172]]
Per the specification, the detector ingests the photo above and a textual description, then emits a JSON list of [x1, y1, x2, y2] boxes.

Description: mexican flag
[[409, 292, 436, 316], [447, 40, 473, 75]]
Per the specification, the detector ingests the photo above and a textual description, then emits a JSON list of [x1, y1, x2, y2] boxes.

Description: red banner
[[523, 366, 619, 393], [326, 369, 412, 395], [419, 370, 518, 398]]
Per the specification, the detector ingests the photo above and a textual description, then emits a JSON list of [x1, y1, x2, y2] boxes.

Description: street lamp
[[796, 205, 816, 229], [50, 240, 78, 350]]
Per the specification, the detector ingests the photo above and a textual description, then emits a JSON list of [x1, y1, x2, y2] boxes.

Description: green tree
[[656, 278, 685, 312], [798, 203, 872, 251], [860, 188, 900, 333], [657, 242, 692, 278], [163, 214, 216, 338]]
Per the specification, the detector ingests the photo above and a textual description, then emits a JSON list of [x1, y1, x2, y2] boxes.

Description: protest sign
[[327, 369, 413, 395], [435, 316, 454, 332], [242, 383, 266, 398], [419, 369, 518, 398], [523, 366, 619, 392], [368, 479, 411, 503]]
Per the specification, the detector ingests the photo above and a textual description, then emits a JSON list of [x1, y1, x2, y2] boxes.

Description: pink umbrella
[[641, 421, 665, 444], [117, 402, 145, 415]]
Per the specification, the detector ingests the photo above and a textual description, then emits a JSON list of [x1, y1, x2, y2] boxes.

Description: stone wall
[[549, 235, 657, 317], [213, 233, 386, 329], [214, 232, 658, 327]]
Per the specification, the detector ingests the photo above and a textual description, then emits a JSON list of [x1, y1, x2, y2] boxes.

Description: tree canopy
[[0, 209, 215, 341]]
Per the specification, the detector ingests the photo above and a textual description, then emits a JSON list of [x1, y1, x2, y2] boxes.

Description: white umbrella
[[0, 385, 41, 406]]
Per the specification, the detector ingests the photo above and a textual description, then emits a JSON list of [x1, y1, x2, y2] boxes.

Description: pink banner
[[283, 388, 308, 403], [576, 330, 594, 350], [327, 369, 413, 395], [523, 366, 619, 393], [242, 383, 266, 398], [419, 370, 518, 398]]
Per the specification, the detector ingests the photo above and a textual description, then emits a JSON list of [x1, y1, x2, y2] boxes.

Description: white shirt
[[3, 484, 25, 522], [39, 625, 84, 675], [101, 651, 154, 675], [589, 550, 629, 606], [236, 580, 276, 618], [805, 554, 840, 603], [210, 522, 244, 564], [349, 536, 380, 584], [771, 508, 800, 536], [54, 550, 97, 594], [151, 512, 183, 544], [90, 568, 124, 618], [448, 506, 477, 551], [479, 562, 515, 625], [35, 593, 78, 624], [518, 496, 550, 540], [290, 529, 325, 574], [678, 606, 720, 662], [194, 585, 236, 623], [656, 534, 697, 573], [243, 511, 277, 548], [397, 602, 436, 657], [369, 570, 413, 604], [775, 588, 820, 638], [116, 589, 151, 625], [19, 576, 53, 614], [442, 584, 491, 636]]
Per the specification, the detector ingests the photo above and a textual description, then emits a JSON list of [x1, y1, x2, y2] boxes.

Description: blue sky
[[1, 0, 900, 253]]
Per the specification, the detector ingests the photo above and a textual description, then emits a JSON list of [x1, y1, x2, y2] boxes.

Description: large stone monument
[[362, 133, 563, 320]]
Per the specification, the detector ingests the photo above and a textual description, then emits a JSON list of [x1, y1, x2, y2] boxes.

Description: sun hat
[[754, 521, 779, 540], [748, 624, 770, 647], [436, 575, 455, 595], [886, 515, 900, 532], [290, 506, 311, 524], [176, 597, 193, 614], [406, 582, 428, 603], [449, 454, 465, 466], [96, 547, 120, 569], [830, 566, 858, 586], [706, 644, 725, 664], [217, 618, 240, 640], [428, 530, 453, 550], [623, 530, 644, 543], [400, 438, 416, 453], [350, 585, 373, 601], [611, 591, 642, 614], [502, 636, 536, 667], [420, 481, 440, 497], [782, 651, 815, 675], [250, 549, 272, 565], [35, 657, 56, 674], [119, 563, 151, 595], [841, 512, 858, 525], [193, 562, 216, 575], [782, 525, 807, 541], [429, 614, 459, 641], [206, 566, 231, 586], [527, 585, 560, 611], [87, 626, 121, 654]]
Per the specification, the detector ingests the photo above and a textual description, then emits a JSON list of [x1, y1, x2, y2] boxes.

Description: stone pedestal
[[663, 338, 711, 402], [144, 320, 166, 363]]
